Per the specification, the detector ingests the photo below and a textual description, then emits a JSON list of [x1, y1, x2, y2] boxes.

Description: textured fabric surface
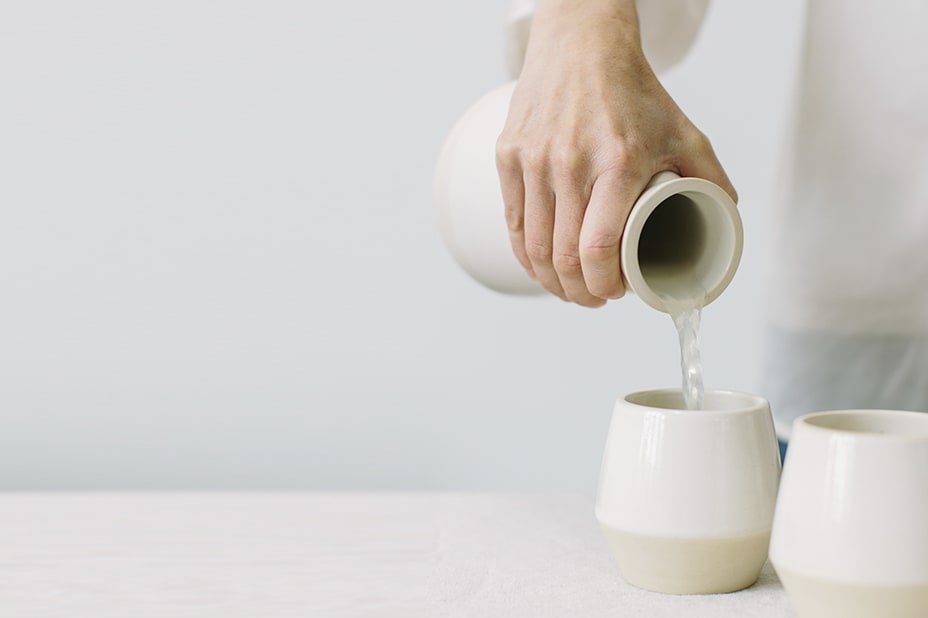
[[0, 493, 794, 617], [432, 494, 794, 617]]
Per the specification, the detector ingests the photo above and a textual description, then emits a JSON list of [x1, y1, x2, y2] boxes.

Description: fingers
[[552, 172, 607, 308], [497, 143, 638, 306], [496, 150, 534, 278], [522, 173, 566, 299], [579, 170, 647, 300], [500, 133, 735, 309]]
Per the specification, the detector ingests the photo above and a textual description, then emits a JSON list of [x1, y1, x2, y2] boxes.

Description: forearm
[[533, 1, 640, 49], [525, 0, 649, 82], [508, 0, 708, 78], [532, 0, 640, 41]]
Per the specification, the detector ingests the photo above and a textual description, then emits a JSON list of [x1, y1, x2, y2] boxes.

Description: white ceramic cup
[[595, 389, 781, 594], [433, 82, 743, 312], [769, 410, 928, 618]]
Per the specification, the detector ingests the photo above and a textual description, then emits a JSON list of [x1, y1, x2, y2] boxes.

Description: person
[[496, 0, 928, 456]]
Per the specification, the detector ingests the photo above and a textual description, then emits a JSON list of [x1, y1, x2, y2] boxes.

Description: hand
[[495, 0, 737, 307]]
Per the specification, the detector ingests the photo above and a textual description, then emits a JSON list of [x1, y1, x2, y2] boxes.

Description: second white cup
[[770, 409, 928, 618]]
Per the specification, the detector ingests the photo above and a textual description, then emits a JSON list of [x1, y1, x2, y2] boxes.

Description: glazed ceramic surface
[[770, 409, 928, 618], [595, 389, 781, 593], [621, 171, 742, 311]]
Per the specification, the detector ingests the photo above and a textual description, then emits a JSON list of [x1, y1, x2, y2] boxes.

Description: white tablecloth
[[0, 493, 796, 617]]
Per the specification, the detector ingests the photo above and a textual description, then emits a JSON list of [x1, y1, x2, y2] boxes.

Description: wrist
[[528, 0, 645, 68]]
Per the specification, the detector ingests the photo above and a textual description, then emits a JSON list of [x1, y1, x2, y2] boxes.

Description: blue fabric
[[777, 438, 788, 464]]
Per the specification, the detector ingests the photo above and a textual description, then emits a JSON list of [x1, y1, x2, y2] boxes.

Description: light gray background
[[0, 1, 804, 490]]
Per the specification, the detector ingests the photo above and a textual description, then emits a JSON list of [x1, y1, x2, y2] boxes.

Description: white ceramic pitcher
[[433, 82, 743, 313]]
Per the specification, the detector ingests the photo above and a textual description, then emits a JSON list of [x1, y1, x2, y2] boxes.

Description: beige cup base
[[601, 525, 770, 595], [775, 566, 928, 618]]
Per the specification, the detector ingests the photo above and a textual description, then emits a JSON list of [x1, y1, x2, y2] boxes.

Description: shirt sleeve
[[505, 0, 710, 78]]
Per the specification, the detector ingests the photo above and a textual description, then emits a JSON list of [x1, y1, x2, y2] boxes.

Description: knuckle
[[495, 135, 521, 170], [599, 143, 640, 175], [580, 234, 621, 261], [525, 238, 553, 263], [520, 145, 549, 172], [504, 203, 523, 232], [550, 146, 586, 181], [552, 250, 583, 275], [690, 130, 714, 154]]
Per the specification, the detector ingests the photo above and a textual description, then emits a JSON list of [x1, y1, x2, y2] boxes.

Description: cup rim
[[795, 409, 928, 441], [622, 388, 767, 415]]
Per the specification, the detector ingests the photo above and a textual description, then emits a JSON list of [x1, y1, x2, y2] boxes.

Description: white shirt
[[765, 0, 928, 436], [770, 0, 928, 336]]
